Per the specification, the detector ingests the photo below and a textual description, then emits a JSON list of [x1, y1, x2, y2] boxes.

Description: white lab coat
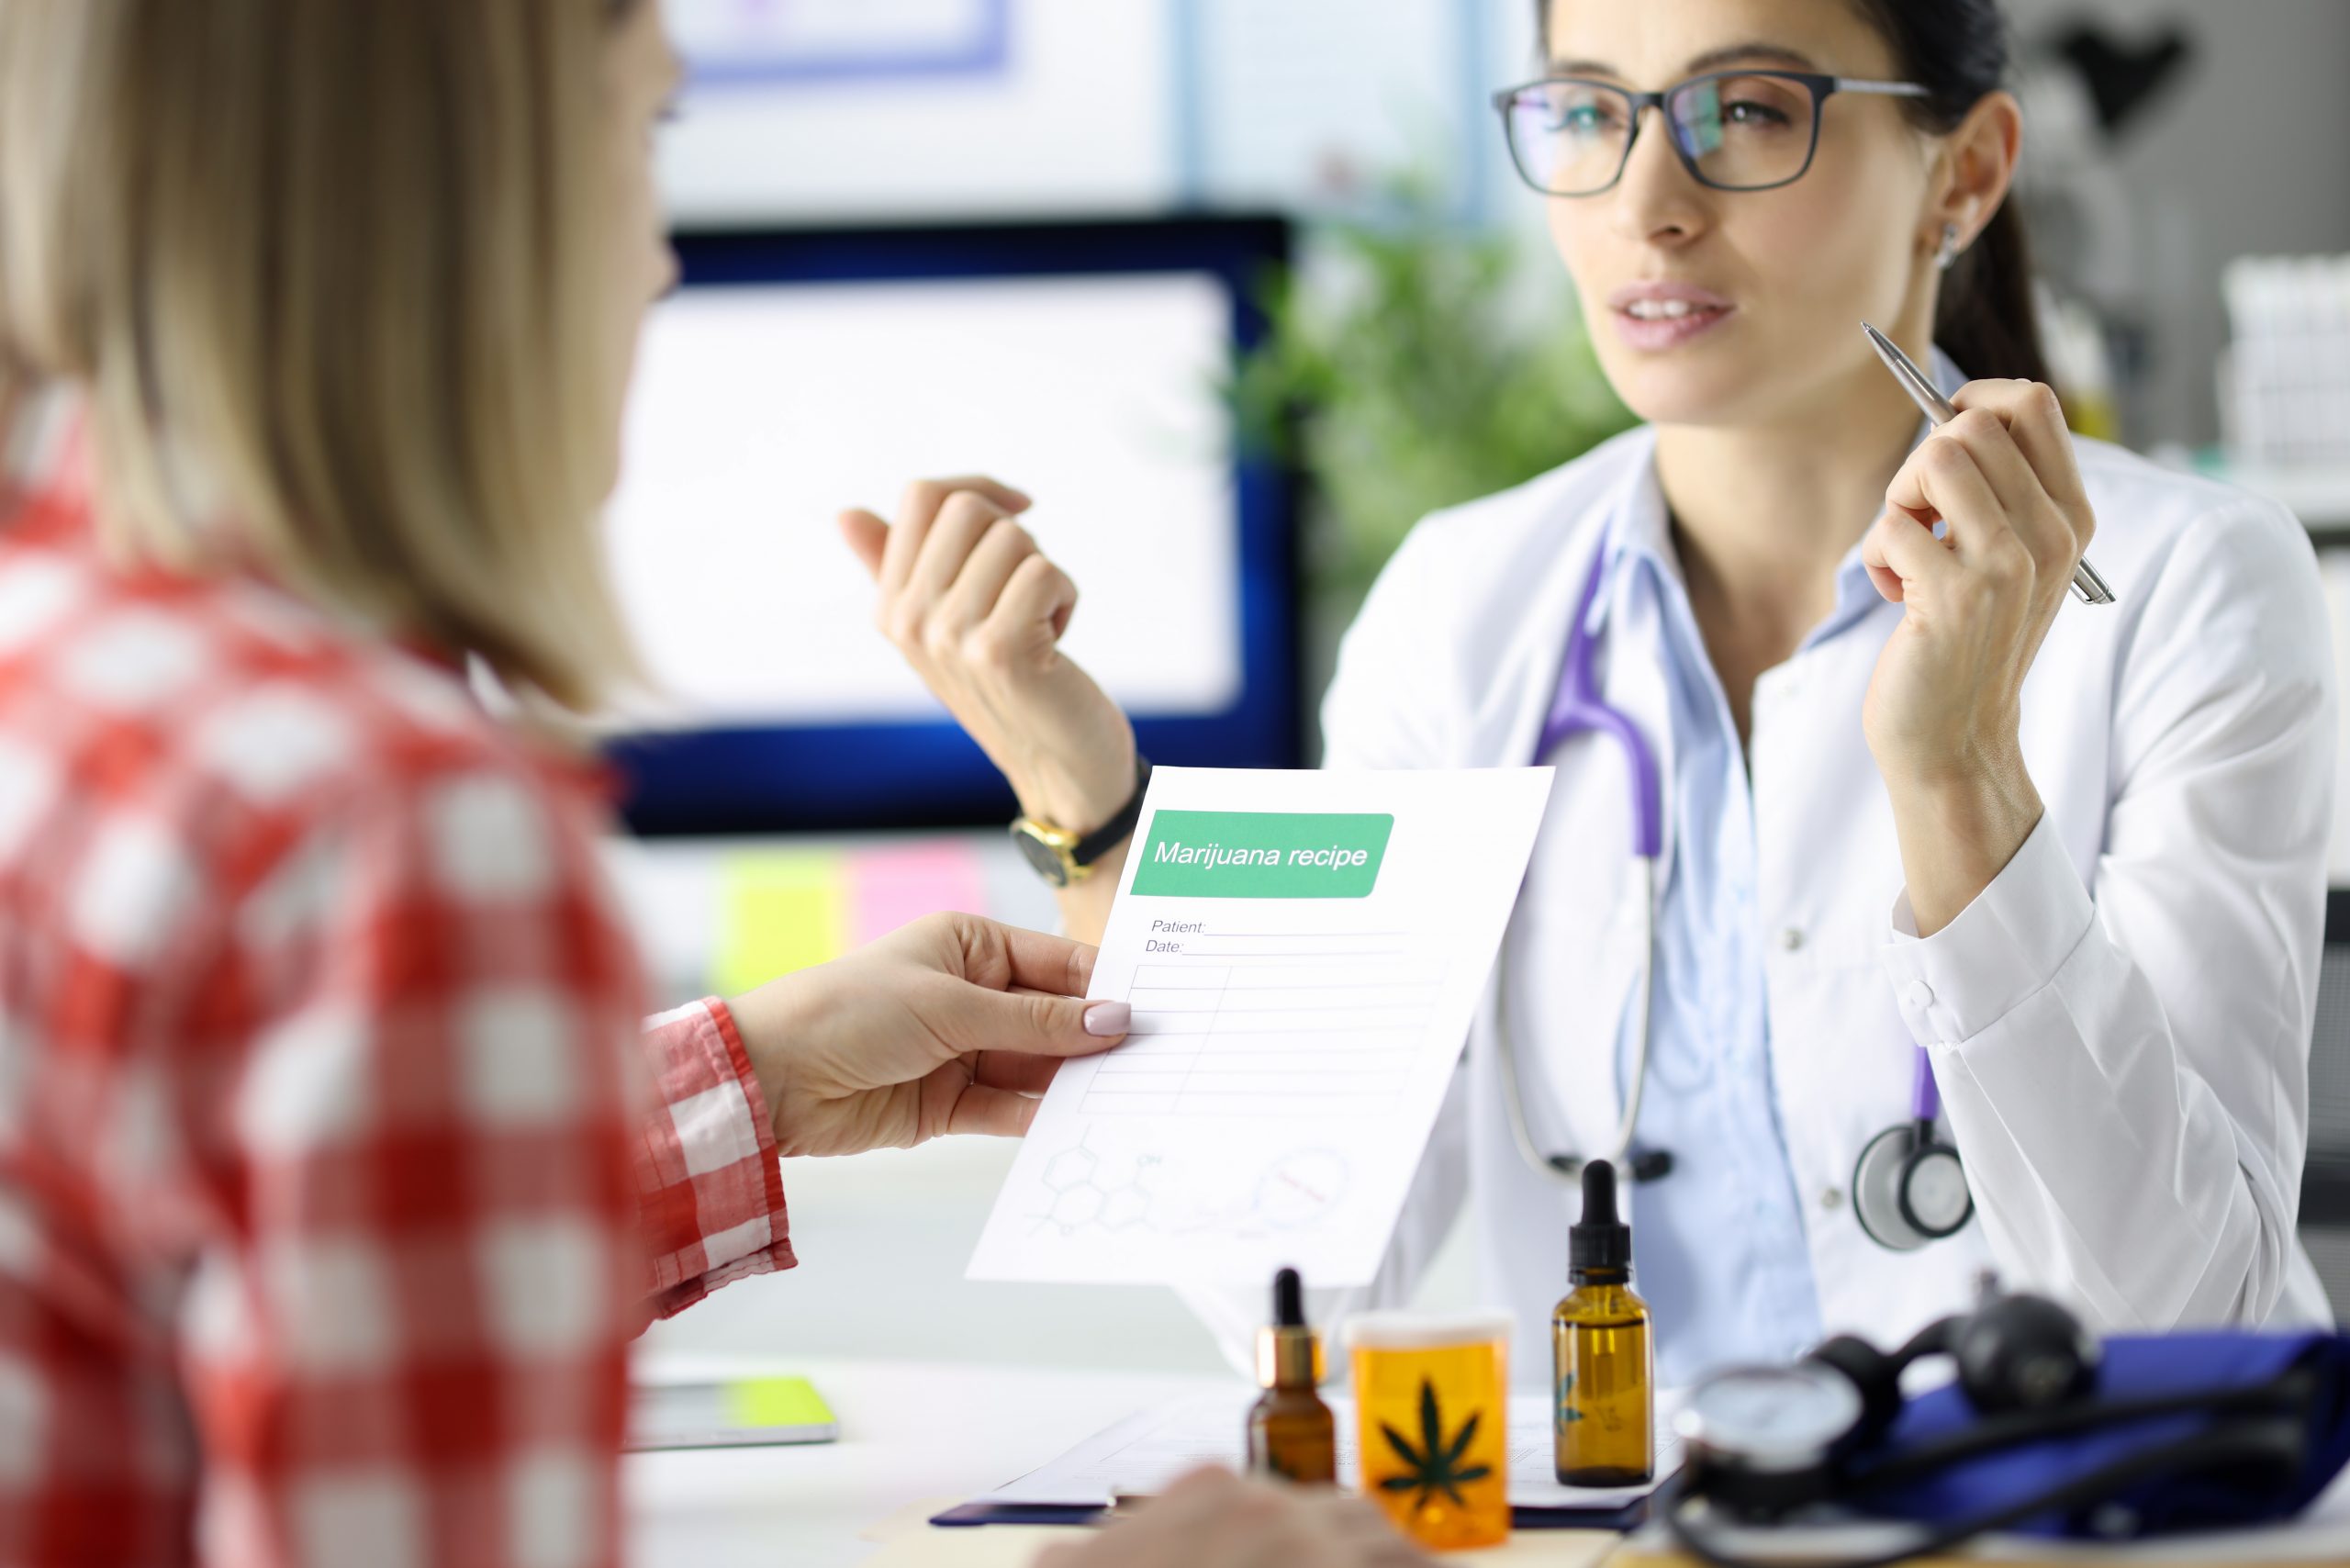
[[1182, 422, 2337, 1383]]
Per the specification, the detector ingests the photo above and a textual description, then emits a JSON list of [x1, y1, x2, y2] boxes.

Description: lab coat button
[[1779, 926, 1805, 952], [1904, 980, 1934, 1012], [1819, 1186, 1843, 1210]]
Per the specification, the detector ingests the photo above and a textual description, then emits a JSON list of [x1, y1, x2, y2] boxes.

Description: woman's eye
[[1723, 100, 1791, 128]]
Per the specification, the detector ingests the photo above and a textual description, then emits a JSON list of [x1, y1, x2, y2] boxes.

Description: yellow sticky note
[[716, 852, 847, 997], [722, 1375, 835, 1431]]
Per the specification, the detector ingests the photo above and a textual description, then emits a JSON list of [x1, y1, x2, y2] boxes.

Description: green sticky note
[[1130, 811, 1394, 899], [715, 852, 847, 997], [722, 1375, 835, 1431]]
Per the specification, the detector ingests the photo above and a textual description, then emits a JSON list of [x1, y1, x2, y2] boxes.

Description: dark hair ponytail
[[1534, 0, 2052, 385], [1933, 201, 2048, 386], [1848, 0, 2050, 385]]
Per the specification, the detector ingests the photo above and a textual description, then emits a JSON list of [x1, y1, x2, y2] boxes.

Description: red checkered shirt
[[0, 475, 796, 1566]]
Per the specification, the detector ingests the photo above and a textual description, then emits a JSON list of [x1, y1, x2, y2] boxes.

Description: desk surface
[[628, 1355, 1226, 1568], [634, 1355, 2350, 1568]]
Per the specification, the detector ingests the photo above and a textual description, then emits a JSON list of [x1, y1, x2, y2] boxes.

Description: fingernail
[[1083, 1002, 1131, 1037]]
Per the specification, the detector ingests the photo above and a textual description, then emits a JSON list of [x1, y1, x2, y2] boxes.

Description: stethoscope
[[1494, 540, 1975, 1252]]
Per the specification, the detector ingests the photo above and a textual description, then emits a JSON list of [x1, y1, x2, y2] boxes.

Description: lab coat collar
[[1592, 344, 1974, 654], [1609, 454, 1678, 587], [1581, 431, 1683, 909], [1594, 425, 1882, 663], [1583, 427, 1663, 644]]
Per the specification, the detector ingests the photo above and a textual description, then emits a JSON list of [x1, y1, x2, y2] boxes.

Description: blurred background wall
[[654, 0, 2350, 451], [2000, 0, 2350, 448]]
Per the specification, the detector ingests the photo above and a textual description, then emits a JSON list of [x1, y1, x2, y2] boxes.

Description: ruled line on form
[[1082, 945, 1447, 1115]]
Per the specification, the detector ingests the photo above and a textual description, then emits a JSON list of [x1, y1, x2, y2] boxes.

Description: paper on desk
[[984, 1390, 1680, 1512], [968, 767, 1552, 1286]]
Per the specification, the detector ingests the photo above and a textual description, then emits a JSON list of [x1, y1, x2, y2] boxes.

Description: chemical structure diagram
[[1030, 1131, 1167, 1237], [1029, 1136, 1351, 1239]]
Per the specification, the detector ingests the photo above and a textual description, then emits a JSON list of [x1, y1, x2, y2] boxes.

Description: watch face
[[1675, 1364, 1862, 1471], [1012, 826, 1072, 888]]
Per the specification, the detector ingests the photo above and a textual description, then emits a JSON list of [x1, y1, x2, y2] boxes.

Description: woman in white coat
[[844, 0, 2337, 1385]]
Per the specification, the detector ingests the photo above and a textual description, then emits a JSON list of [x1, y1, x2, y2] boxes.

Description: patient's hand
[[1037, 1469, 1432, 1568], [725, 913, 1129, 1157]]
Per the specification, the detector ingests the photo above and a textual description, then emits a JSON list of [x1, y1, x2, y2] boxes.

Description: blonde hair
[[0, 0, 641, 711]]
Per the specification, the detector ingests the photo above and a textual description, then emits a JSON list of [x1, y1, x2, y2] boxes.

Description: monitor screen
[[602, 218, 1299, 834]]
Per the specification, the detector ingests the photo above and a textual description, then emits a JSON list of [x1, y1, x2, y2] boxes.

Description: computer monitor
[[602, 217, 1300, 834]]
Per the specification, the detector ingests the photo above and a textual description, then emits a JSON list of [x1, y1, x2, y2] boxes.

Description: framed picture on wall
[[671, 0, 1013, 86]]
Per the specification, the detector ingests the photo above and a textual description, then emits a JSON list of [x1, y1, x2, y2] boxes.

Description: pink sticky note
[[848, 839, 991, 946]]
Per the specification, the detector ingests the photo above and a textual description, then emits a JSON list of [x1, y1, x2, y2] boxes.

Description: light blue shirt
[[1604, 459, 1893, 1380]]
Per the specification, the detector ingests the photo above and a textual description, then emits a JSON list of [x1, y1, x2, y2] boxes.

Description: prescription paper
[[982, 1390, 1681, 1512], [969, 767, 1552, 1287]]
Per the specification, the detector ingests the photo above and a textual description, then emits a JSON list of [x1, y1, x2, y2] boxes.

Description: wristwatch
[[1010, 755, 1152, 888]]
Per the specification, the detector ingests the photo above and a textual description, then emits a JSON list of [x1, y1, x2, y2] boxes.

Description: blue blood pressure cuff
[[1852, 1332, 2350, 1540]]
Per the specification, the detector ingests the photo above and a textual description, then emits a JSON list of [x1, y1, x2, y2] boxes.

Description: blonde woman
[[0, 4, 1431, 1565]]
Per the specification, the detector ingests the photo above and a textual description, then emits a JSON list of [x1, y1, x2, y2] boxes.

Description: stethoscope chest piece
[[1852, 1121, 1974, 1252]]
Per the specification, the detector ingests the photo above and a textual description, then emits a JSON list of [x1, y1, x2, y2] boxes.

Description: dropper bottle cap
[[1570, 1159, 1631, 1278], [1259, 1266, 1319, 1388]]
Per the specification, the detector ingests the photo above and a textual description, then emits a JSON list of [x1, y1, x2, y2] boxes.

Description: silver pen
[[1861, 320, 2116, 606]]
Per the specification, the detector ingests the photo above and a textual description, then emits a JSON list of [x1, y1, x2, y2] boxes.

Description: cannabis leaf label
[[1557, 1372, 1585, 1425], [1377, 1378, 1494, 1510]]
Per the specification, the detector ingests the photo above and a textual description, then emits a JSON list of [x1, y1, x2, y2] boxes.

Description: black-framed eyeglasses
[[1493, 71, 1930, 196]]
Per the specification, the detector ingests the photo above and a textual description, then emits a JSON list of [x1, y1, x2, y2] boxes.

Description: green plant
[[1231, 187, 1636, 624]]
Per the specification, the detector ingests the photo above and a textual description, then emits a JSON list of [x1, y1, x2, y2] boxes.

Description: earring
[[1936, 221, 1964, 273]]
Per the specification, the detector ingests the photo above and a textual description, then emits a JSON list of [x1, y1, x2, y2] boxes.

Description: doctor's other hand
[[1859, 378, 2094, 933], [840, 477, 1138, 840], [1036, 1469, 1433, 1568], [723, 913, 1129, 1158]]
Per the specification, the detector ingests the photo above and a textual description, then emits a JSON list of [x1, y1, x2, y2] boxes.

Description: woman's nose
[[1606, 106, 1710, 248]]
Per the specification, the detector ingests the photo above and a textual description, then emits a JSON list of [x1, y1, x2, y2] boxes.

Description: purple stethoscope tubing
[[1504, 540, 1954, 1201], [1538, 538, 1664, 859], [1497, 541, 1667, 1185], [1910, 1032, 1943, 1126]]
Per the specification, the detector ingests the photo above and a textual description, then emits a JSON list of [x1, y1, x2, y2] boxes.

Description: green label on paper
[[1129, 811, 1393, 899]]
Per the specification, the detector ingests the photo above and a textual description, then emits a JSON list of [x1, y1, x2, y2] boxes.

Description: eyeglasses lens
[[1505, 74, 1819, 194]]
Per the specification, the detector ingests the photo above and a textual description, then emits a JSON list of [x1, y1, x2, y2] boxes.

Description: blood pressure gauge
[[1672, 1363, 1865, 1517]]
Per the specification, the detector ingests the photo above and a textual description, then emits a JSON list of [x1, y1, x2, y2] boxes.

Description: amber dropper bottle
[[1247, 1267, 1336, 1484], [1553, 1159, 1654, 1485]]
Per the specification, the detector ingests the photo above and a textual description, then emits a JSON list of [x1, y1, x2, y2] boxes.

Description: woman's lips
[[1608, 284, 1736, 353]]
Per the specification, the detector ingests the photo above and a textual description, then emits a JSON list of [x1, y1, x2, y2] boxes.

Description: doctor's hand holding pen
[[1862, 377, 2099, 938], [842, 477, 1136, 946]]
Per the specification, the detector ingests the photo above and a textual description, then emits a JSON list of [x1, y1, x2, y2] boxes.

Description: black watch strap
[[1071, 755, 1152, 868]]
